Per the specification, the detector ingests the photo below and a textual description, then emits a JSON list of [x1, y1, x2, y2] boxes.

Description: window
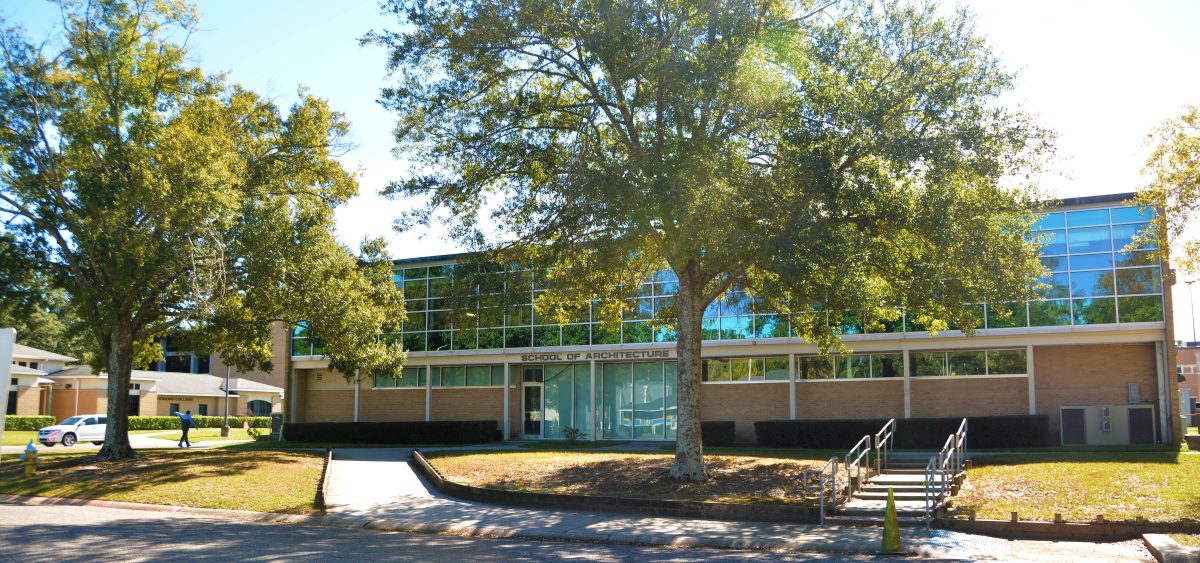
[[374, 367, 426, 388], [30, 362, 38, 370], [198, 404, 208, 416], [910, 349, 1027, 377], [247, 400, 272, 416], [169, 403, 180, 414]]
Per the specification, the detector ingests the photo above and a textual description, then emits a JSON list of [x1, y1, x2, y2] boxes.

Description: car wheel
[[92, 441, 103, 445], [62, 433, 76, 447]]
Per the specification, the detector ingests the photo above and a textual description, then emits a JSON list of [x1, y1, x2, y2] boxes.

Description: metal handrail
[[844, 434, 872, 498], [816, 456, 839, 524], [874, 418, 896, 472], [924, 418, 968, 528]]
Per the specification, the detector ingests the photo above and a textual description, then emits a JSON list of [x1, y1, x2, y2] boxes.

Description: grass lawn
[[1171, 534, 1200, 548], [518, 440, 630, 450], [426, 450, 835, 504], [0, 448, 324, 513], [954, 452, 1200, 523], [144, 428, 259, 442], [2, 429, 219, 446]]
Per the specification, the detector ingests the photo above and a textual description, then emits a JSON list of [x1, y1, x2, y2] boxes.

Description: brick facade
[[795, 379, 905, 420], [701, 382, 789, 443], [1034, 343, 1158, 439], [361, 388, 426, 422]]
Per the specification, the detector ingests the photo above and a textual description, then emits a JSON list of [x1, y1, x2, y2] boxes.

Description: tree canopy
[[1136, 105, 1200, 277], [0, 0, 405, 460], [372, 0, 1050, 480]]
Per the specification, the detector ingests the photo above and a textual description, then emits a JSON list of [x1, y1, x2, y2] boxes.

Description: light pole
[[1189, 279, 1197, 344], [221, 365, 231, 438]]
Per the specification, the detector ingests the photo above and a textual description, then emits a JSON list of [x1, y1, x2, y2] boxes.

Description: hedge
[[3, 416, 56, 431], [754, 415, 1050, 449], [128, 416, 272, 430], [282, 420, 497, 444], [701, 421, 736, 446]]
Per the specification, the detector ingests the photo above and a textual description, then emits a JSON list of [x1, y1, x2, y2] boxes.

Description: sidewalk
[[0, 432, 252, 455], [321, 447, 1152, 561]]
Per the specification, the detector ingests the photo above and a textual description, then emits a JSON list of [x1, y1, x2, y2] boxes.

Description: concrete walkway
[[1, 432, 252, 455], [322, 447, 1152, 561]]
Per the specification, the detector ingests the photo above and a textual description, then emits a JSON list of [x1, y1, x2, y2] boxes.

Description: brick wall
[[15, 386, 40, 416], [701, 383, 790, 443], [140, 392, 157, 416], [51, 388, 105, 420], [910, 377, 1028, 418], [303, 390, 355, 422], [432, 388, 504, 425], [795, 379, 905, 421], [1034, 343, 1157, 439], [360, 388, 426, 422]]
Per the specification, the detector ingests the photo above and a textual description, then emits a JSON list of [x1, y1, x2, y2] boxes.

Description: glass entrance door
[[522, 366, 544, 437]]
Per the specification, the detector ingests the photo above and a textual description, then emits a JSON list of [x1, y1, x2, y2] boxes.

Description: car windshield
[[60, 416, 82, 425]]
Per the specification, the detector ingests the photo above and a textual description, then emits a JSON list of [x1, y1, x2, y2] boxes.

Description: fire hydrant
[[20, 440, 38, 476]]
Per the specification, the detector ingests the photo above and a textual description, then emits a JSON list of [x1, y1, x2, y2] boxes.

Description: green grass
[[2, 431, 39, 447], [426, 449, 831, 505], [0, 448, 324, 513], [1171, 534, 1200, 548], [954, 452, 1200, 523], [144, 428, 259, 441], [517, 440, 630, 450], [655, 444, 846, 459]]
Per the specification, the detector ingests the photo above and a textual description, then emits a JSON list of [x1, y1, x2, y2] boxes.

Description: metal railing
[[874, 418, 896, 472], [844, 434, 872, 498], [923, 418, 968, 529], [813, 456, 839, 524]]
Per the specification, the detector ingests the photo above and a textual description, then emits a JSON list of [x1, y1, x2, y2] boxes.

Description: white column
[[425, 363, 433, 422], [788, 353, 797, 420], [902, 349, 912, 419], [1026, 345, 1036, 415], [1156, 341, 1171, 443], [0, 328, 12, 447], [590, 359, 597, 441], [502, 361, 511, 441], [353, 369, 361, 422]]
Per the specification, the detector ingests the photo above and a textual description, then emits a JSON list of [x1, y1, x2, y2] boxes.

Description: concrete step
[[869, 473, 930, 484], [854, 491, 935, 501], [862, 485, 928, 493], [839, 498, 930, 516], [823, 514, 927, 528]]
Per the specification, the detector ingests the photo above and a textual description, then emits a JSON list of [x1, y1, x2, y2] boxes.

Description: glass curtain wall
[[599, 361, 678, 440], [293, 205, 1165, 356], [541, 363, 592, 439]]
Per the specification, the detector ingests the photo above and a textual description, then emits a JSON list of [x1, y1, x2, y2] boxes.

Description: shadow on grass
[[0, 449, 322, 514]]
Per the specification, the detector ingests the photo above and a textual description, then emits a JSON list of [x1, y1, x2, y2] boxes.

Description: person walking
[[174, 410, 198, 448]]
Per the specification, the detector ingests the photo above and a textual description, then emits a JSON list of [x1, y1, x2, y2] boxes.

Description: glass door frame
[[521, 366, 544, 439]]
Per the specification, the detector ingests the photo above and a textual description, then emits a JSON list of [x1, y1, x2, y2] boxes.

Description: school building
[[285, 193, 1180, 445]]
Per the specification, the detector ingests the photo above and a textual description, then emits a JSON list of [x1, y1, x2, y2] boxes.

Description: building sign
[[520, 349, 675, 362]]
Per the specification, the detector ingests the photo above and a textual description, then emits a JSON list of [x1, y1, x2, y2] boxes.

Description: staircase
[[822, 419, 967, 528]]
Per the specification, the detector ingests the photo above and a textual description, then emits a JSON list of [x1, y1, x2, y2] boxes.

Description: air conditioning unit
[[1102, 420, 1112, 432], [1127, 382, 1140, 404]]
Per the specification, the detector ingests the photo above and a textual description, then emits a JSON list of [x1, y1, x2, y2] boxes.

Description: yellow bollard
[[21, 440, 38, 476], [881, 487, 903, 554]]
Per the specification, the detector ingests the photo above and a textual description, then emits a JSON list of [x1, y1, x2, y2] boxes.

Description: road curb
[[1144, 533, 1200, 563]]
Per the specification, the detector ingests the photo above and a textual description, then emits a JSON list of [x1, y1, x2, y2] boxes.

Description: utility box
[[270, 413, 284, 441], [1060, 404, 1156, 445]]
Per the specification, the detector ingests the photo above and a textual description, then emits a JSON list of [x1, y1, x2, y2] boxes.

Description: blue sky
[[4, 0, 1199, 340]]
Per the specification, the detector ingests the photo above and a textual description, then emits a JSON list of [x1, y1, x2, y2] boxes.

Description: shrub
[[282, 420, 497, 444], [3, 415, 56, 431], [755, 415, 1051, 449], [127, 416, 272, 430], [561, 426, 587, 444], [701, 421, 736, 446]]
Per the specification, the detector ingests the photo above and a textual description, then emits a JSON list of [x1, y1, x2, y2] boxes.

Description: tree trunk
[[97, 323, 136, 461], [669, 268, 708, 482]]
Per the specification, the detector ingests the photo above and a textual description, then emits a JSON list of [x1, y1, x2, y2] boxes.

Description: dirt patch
[[428, 451, 838, 504]]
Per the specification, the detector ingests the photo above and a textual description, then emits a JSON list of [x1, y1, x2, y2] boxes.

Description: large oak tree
[[0, 0, 406, 460], [371, 0, 1050, 480]]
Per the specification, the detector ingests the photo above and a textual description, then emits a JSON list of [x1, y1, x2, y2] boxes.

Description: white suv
[[38, 415, 107, 447]]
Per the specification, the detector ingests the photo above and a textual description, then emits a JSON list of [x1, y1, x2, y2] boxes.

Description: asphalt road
[[0, 503, 915, 562]]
